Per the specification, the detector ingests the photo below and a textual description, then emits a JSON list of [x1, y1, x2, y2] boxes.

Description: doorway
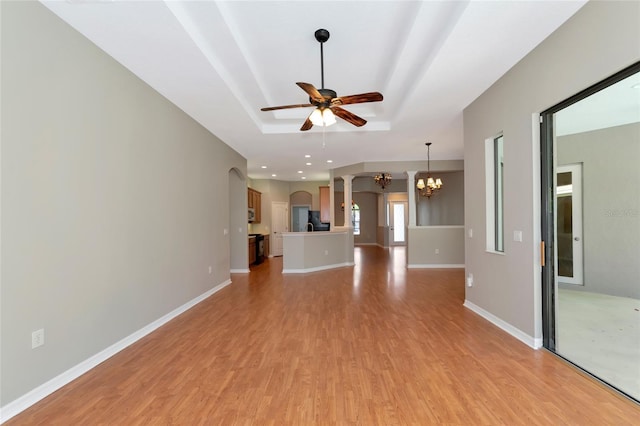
[[556, 164, 583, 285], [389, 201, 408, 246], [541, 61, 640, 402]]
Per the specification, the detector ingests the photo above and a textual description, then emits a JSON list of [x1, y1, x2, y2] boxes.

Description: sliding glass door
[[541, 62, 640, 402]]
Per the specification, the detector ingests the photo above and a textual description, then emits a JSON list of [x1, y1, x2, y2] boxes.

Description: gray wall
[[354, 192, 378, 244], [416, 171, 464, 226], [408, 226, 465, 266], [230, 168, 249, 271], [558, 123, 640, 298], [463, 1, 640, 340], [333, 191, 378, 241], [1, 2, 246, 405]]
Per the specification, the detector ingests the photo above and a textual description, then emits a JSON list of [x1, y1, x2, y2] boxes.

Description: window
[[352, 203, 360, 235], [485, 134, 504, 252]]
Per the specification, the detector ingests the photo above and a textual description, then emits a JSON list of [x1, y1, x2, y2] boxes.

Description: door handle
[[574, 237, 580, 241]]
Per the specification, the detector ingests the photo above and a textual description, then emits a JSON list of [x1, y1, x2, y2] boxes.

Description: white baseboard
[[0, 279, 232, 424], [407, 264, 465, 269], [283, 262, 354, 274], [230, 268, 250, 273], [355, 242, 377, 246], [463, 300, 543, 349]]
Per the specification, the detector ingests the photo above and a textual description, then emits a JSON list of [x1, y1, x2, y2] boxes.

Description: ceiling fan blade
[[261, 103, 313, 111], [331, 106, 367, 127], [296, 82, 324, 103], [300, 116, 313, 131], [332, 92, 383, 106]]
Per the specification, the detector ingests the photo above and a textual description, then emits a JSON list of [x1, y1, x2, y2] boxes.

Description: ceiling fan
[[261, 28, 383, 131]]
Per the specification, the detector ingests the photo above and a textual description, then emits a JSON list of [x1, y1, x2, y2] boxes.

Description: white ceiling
[[41, 0, 587, 181], [556, 71, 640, 136]]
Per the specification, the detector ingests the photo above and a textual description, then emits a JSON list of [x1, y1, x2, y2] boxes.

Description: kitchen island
[[282, 230, 354, 273]]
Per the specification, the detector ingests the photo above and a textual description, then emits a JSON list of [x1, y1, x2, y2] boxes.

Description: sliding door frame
[[540, 60, 640, 351]]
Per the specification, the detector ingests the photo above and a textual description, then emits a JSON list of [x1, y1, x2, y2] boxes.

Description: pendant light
[[417, 142, 443, 197]]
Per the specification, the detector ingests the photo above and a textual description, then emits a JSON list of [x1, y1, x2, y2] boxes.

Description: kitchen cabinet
[[319, 186, 330, 223], [248, 237, 256, 265], [248, 188, 262, 223]]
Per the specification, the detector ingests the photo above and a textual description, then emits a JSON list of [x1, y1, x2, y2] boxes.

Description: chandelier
[[374, 172, 392, 190], [416, 142, 443, 197]]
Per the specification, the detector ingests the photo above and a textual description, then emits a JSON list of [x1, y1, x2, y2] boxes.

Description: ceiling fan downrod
[[314, 29, 330, 90]]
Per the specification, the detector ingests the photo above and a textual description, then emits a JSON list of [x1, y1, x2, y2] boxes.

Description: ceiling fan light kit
[[310, 107, 336, 127], [261, 29, 383, 131]]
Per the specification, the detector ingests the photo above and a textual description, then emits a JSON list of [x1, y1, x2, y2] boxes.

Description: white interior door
[[271, 201, 289, 256], [389, 201, 408, 246], [556, 164, 583, 285]]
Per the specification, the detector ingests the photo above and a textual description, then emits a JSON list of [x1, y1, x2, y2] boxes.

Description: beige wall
[[1, 2, 246, 406], [463, 1, 640, 343]]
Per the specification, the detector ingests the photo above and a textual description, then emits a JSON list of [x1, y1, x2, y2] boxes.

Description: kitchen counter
[[282, 231, 354, 273]]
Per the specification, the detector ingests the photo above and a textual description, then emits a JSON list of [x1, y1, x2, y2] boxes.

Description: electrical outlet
[[468, 228, 473, 238], [435, 248, 440, 254], [208, 266, 212, 274], [32, 329, 45, 349], [467, 274, 474, 288], [324, 250, 329, 255]]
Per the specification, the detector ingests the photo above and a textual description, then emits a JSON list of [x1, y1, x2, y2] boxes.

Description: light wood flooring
[[7, 246, 639, 424]]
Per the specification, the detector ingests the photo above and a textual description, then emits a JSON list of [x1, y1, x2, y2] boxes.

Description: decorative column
[[341, 174, 355, 265], [406, 170, 417, 227], [342, 174, 354, 228], [329, 169, 335, 229]]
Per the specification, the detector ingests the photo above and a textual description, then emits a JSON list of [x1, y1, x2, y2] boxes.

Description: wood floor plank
[[6, 246, 639, 424]]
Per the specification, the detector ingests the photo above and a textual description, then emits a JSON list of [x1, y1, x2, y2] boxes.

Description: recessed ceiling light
[[327, 160, 333, 163], [261, 165, 267, 169], [306, 162, 312, 166], [297, 170, 303, 173], [271, 174, 277, 177], [301, 176, 306, 180], [305, 154, 311, 158], [632, 83, 640, 89]]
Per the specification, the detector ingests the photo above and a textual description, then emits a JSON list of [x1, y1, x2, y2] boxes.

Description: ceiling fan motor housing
[[312, 88, 337, 106]]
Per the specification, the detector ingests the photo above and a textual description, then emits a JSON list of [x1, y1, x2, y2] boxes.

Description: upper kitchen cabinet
[[319, 186, 330, 223], [248, 188, 262, 223]]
